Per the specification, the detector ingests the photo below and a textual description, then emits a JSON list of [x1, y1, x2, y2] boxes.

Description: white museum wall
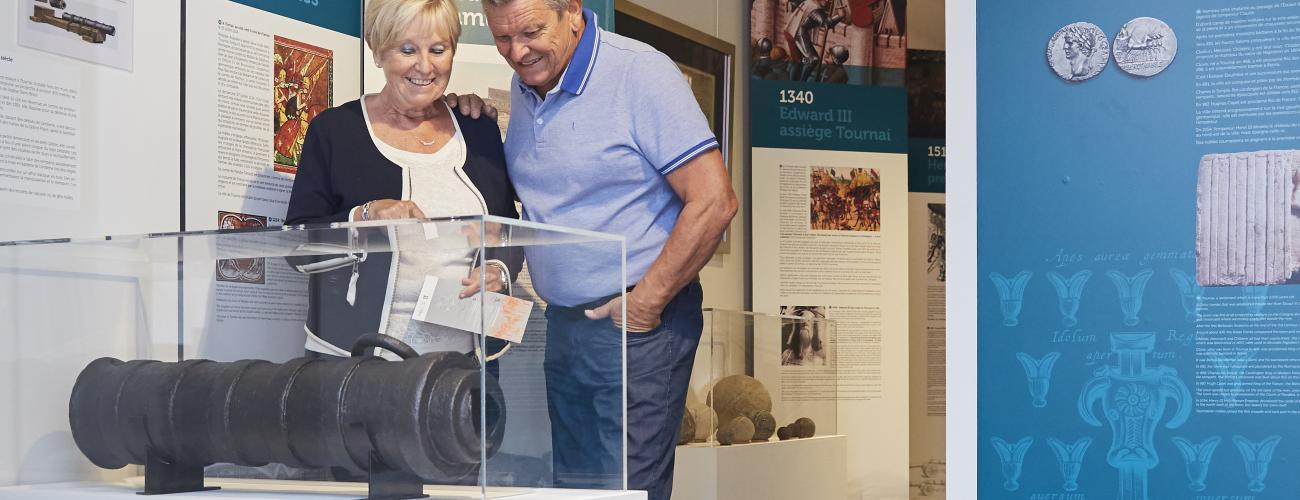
[[0, 0, 182, 241], [0, 0, 183, 487], [944, 0, 976, 497]]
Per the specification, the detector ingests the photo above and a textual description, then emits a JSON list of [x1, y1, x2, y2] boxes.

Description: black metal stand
[[363, 451, 428, 500], [138, 446, 219, 495]]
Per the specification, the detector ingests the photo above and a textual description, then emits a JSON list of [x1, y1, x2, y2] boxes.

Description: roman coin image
[[1113, 17, 1177, 77], [1047, 22, 1110, 82]]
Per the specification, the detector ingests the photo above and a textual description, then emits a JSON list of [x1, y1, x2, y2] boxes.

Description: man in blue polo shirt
[[481, 0, 737, 498]]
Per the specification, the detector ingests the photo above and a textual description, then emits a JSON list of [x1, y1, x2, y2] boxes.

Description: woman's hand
[[459, 265, 505, 297], [355, 199, 426, 221]]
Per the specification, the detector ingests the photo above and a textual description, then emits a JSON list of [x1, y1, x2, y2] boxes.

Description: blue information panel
[[908, 138, 944, 193], [752, 79, 906, 153], [979, 1, 1300, 498], [456, 0, 613, 46], [227, 1, 611, 44], [231, 0, 361, 37], [907, 49, 944, 193]]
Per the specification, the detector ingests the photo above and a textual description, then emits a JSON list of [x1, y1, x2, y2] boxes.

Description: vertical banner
[[184, 0, 362, 361], [748, 0, 909, 497], [905, 48, 945, 500], [979, 1, 1300, 498]]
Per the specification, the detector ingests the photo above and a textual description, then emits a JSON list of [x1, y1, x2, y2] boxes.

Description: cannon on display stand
[[68, 335, 505, 500]]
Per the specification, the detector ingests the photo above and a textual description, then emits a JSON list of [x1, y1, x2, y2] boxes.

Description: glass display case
[[0, 216, 630, 499], [680, 309, 838, 447]]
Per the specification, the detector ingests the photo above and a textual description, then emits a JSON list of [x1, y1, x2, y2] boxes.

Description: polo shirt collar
[[558, 8, 600, 95]]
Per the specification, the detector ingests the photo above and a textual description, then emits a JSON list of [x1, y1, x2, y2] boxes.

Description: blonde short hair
[[364, 0, 461, 56]]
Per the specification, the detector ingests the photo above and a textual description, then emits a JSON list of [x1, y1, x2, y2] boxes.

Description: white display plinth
[[0, 478, 646, 500], [670, 435, 846, 500]]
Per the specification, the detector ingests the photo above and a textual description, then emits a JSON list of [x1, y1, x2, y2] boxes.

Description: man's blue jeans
[[543, 282, 703, 500]]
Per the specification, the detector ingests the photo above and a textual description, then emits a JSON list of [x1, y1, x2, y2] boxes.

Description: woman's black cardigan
[[284, 99, 522, 354]]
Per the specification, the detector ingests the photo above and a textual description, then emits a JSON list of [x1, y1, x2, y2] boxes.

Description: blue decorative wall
[[978, 1, 1300, 498]]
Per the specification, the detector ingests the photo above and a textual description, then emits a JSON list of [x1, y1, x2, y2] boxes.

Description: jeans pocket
[[625, 323, 670, 344]]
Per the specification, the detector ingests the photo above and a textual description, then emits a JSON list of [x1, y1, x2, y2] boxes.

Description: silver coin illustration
[[1046, 22, 1110, 82], [1113, 17, 1177, 77]]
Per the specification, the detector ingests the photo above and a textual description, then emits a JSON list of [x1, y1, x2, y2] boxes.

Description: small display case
[[680, 309, 838, 446]]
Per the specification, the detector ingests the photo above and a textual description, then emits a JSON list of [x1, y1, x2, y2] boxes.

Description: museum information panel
[[906, 47, 945, 500], [183, 0, 362, 361], [749, 0, 910, 497], [979, 1, 1300, 498], [0, 0, 180, 241]]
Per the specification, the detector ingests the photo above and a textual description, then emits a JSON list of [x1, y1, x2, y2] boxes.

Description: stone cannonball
[[693, 406, 717, 441], [677, 407, 697, 445], [708, 375, 773, 428], [792, 417, 816, 438], [716, 416, 756, 445], [747, 409, 776, 441]]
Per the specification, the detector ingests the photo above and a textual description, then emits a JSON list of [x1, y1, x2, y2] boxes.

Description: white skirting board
[[671, 435, 847, 500], [0, 478, 646, 500]]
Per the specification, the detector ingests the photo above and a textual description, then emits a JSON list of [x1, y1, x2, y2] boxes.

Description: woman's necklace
[[381, 95, 440, 147]]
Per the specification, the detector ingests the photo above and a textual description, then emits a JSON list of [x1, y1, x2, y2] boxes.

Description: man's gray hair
[[483, 0, 568, 15]]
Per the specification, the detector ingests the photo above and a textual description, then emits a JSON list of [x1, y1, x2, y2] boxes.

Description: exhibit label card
[[412, 275, 532, 344]]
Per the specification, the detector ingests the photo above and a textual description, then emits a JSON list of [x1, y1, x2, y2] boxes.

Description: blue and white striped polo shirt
[[503, 8, 719, 307]]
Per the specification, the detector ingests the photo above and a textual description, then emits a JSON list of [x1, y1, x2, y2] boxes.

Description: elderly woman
[[285, 0, 517, 358]]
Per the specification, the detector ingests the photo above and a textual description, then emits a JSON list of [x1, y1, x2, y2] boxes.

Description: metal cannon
[[30, 5, 116, 44], [68, 335, 505, 497]]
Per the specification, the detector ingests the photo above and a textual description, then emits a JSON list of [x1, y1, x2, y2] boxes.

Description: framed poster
[[613, 0, 736, 252], [613, 0, 732, 158]]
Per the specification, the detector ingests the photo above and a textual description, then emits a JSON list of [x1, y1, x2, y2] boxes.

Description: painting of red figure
[[273, 35, 333, 175]]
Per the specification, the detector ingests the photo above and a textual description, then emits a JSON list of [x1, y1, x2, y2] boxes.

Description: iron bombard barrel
[[68, 350, 505, 483]]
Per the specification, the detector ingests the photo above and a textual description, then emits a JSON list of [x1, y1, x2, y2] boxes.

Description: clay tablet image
[[1195, 150, 1300, 286]]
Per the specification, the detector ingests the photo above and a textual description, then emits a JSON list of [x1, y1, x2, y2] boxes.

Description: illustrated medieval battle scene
[[810, 166, 882, 231], [272, 35, 332, 175], [750, 0, 907, 86]]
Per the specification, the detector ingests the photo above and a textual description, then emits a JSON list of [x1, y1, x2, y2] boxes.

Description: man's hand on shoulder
[[446, 92, 498, 121]]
